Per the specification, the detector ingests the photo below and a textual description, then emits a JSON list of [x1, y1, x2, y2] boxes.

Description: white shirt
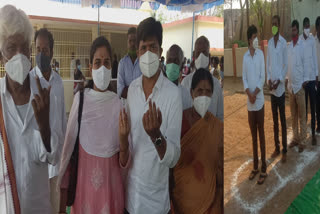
[[181, 72, 224, 121], [287, 39, 308, 94], [126, 72, 182, 214], [0, 76, 60, 214], [316, 35, 320, 78], [299, 34, 319, 81], [242, 49, 265, 111], [267, 35, 288, 97], [178, 84, 192, 110], [70, 59, 76, 79], [30, 67, 67, 178]]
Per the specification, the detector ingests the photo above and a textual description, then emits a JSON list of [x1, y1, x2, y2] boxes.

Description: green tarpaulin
[[285, 170, 320, 214]]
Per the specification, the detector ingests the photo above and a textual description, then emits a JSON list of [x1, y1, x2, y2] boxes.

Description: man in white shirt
[[165, 44, 190, 109], [181, 36, 224, 121], [287, 20, 308, 153], [242, 25, 267, 185], [0, 5, 60, 213], [300, 17, 319, 145], [315, 17, 320, 134], [29, 28, 67, 214], [125, 17, 182, 214], [267, 15, 288, 162]]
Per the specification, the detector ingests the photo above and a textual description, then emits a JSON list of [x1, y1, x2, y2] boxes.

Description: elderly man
[[117, 27, 142, 99], [181, 36, 224, 121], [29, 28, 67, 213], [165, 44, 190, 110], [0, 5, 60, 213], [124, 17, 182, 214]]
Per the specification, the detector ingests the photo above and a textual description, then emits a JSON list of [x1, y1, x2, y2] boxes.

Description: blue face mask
[[77, 65, 81, 70]]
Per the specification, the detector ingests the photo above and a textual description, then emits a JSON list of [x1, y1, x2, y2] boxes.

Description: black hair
[[272, 15, 280, 25], [220, 56, 224, 64], [292, 20, 299, 33], [76, 59, 80, 66], [214, 57, 220, 65], [127, 27, 136, 36], [303, 17, 310, 27], [86, 36, 113, 89], [137, 17, 163, 48], [34, 28, 54, 52], [247, 25, 258, 42], [195, 36, 210, 52], [316, 16, 320, 30], [191, 68, 214, 93], [90, 36, 112, 64]]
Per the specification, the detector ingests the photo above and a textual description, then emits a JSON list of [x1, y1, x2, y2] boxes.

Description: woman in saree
[[58, 36, 131, 214], [171, 68, 223, 214]]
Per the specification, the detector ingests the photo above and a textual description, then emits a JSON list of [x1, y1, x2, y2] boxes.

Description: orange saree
[[172, 112, 223, 214]]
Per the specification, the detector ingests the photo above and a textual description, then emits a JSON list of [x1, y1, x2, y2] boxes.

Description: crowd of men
[[0, 4, 223, 214], [243, 15, 320, 185]]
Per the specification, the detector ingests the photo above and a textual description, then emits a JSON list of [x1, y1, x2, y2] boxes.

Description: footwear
[[312, 136, 317, 145], [289, 141, 299, 148], [298, 145, 304, 153], [281, 153, 287, 163], [257, 173, 268, 185], [249, 169, 259, 180], [271, 150, 280, 158]]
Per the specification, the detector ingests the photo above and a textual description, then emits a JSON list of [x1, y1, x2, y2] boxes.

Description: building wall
[[291, 0, 320, 33], [162, 19, 224, 61]]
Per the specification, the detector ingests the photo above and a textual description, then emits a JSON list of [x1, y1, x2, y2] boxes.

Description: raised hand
[[31, 75, 51, 151], [119, 108, 130, 151], [142, 100, 162, 142]]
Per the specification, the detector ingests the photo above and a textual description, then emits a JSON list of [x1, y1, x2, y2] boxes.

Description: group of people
[[0, 4, 223, 214], [243, 15, 320, 185]]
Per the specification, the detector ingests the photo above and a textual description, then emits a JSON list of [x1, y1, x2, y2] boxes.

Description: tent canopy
[[50, 0, 224, 12]]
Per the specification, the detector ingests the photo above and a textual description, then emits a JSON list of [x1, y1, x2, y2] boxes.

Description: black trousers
[[271, 93, 287, 154], [316, 81, 320, 130], [305, 81, 316, 136]]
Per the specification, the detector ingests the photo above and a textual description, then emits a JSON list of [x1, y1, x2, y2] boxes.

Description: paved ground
[[224, 77, 320, 214]]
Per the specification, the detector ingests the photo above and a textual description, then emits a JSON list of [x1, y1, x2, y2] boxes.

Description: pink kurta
[[70, 144, 124, 214], [59, 89, 131, 214]]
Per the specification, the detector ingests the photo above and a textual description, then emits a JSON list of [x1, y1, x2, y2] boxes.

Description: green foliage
[[232, 40, 248, 47]]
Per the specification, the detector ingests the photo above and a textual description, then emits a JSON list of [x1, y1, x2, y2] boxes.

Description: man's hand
[[121, 86, 129, 99], [268, 80, 273, 91], [142, 100, 162, 142], [119, 109, 130, 151], [31, 76, 51, 152], [273, 80, 280, 90]]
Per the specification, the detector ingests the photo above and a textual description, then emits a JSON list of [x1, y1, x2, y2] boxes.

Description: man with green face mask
[[165, 44, 190, 110], [266, 15, 288, 162], [117, 27, 142, 99]]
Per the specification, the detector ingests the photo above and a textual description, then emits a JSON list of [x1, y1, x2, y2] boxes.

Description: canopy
[[50, 0, 224, 12]]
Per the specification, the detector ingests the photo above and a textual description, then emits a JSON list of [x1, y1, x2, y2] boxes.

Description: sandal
[[249, 169, 259, 180], [257, 173, 267, 185]]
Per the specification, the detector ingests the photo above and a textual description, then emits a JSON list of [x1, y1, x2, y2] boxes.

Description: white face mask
[[304, 28, 310, 37], [253, 37, 259, 49], [92, 65, 111, 91], [195, 53, 209, 70], [193, 96, 211, 118], [4, 53, 31, 85], [139, 51, 160, 78]]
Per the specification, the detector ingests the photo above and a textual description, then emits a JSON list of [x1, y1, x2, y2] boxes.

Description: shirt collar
[[35, 66, 54, 82], [138, 70, 164, 93], [126, 54, 139, 65]]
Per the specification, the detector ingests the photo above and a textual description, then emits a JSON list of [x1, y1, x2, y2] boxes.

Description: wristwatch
[[153, 136, 163, 146]]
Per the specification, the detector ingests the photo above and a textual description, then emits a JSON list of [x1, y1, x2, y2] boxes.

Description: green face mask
[[166, 63, 180, 82], [272, 26, 278, 36], [128, 49, 137, 58]]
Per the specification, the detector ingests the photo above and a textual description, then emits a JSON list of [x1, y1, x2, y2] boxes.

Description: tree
[[246, 0, 250, 28], [239, 0, 245, 40]]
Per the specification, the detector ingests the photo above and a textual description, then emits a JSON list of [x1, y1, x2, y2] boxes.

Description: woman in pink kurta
[[58, 36, 131, 214]]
